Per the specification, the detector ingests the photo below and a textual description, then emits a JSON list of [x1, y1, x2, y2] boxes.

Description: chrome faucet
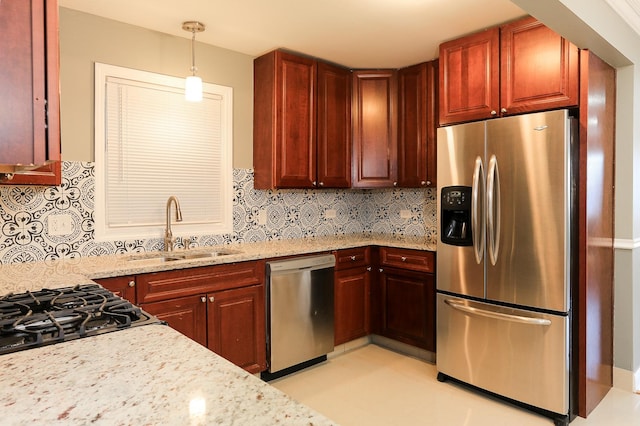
[[164, 196, 183, 251]]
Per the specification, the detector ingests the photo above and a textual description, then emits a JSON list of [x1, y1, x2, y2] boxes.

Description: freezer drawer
[[436, 293, 569, 415]]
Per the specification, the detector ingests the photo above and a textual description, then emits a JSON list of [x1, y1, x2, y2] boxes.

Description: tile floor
[[270, 345, 640, 426]]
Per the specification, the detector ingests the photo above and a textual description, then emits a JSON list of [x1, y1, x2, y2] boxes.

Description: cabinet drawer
[[137, 260, 265, 304], [379, 247, 434, 273], [334, 247, 370, 270]]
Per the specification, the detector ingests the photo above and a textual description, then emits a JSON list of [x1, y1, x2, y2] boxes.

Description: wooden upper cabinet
[[439, 28, 500, 126], [0, 0, 61, 186], [254, 50, 316, 189], [500, 16, 579, 115], [352, 70, 398, 188], [253, 50, 351, 189], [439, 16, 579, 126], [397, 61, 437, 188], [317, 61, 351, 188]]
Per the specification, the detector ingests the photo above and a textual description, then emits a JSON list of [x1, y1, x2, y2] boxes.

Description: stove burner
[[0, 284, 159, 355]]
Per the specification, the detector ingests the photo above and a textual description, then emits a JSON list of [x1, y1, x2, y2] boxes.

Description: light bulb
[[185, 75, 203, 102]]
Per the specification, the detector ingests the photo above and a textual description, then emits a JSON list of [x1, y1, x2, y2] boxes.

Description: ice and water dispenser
[[440, 186, 473, 246]]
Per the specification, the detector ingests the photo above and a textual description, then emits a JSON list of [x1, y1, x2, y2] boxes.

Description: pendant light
[[182, 21, 206, 102]]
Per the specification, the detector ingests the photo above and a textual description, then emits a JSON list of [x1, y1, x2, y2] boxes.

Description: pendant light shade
[[182, 21, 205, 102]]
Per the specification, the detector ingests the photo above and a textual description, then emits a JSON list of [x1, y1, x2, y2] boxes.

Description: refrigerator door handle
[[472, 157, 485, 264], [444, 299, 552, 326], [487, 155, 501, 266]]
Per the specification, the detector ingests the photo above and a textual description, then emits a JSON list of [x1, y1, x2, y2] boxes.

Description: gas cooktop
[[0, 283, 160, 355]]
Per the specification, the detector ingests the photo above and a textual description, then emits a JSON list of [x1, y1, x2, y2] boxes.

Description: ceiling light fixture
[[182, 21, 206, 102]]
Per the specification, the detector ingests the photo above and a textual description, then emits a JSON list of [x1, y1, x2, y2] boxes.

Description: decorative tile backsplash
[[0, 162, 436, 264]]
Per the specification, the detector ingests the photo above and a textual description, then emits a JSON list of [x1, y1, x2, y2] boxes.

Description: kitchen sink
[[127, 249, 241, 263]]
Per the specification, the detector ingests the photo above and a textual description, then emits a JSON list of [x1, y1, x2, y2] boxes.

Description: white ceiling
[[58, 0, 526, 69]]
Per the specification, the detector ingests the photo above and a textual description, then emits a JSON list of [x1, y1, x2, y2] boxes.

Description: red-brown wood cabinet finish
[[253, 50, 351, 189], [0, 0, 61, 185], [576, 50, 616, 418], [254, 50, 316, 189], [439, 16, 579, 126], [500, 16, 579, 116], [334, 247, 371, 345], [377, 247, 436, 351], [439, 28, 500, 125], [352, 70, 398, 188], [93, 275, 136, 303], [397, 61, 438, 188], [136, 261, 266, 373], [317, 61, 352, 188]]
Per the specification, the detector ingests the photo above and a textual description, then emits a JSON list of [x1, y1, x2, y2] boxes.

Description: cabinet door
[[0, 0, 60, 185], [335, 266, 371, 345], [93, 276, 136, 303], [500, 16, 579, 115], [352, 70, 398, 188], [379, 267, 435, 351], [439, 28, 500, 126], [317, 61, 351, 188], [397, 61, 437, 188], [253, 50, 316, 189], [207, 285, 266, 374], [142, 295, 207, 347]]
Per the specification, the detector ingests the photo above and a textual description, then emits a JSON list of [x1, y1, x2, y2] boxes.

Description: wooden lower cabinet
[[93, 275, 136, 302], [334, 266, 371, 345], [207, 285, 266, 373], [136, 261, 267, 374], [378, 267, 435, 351]]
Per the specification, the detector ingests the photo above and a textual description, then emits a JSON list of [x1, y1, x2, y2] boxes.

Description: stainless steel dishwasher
[[261, 254, 335, 381]]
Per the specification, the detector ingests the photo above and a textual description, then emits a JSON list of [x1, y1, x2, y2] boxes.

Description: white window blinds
[[94, 63, 233, 241]]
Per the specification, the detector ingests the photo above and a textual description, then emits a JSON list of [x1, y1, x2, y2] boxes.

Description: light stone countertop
[[0, 323, 335, 426], [0, 233, 435, 294]]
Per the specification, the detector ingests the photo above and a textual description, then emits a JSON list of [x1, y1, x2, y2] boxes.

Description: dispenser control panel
[[440, 186, 473, 246]]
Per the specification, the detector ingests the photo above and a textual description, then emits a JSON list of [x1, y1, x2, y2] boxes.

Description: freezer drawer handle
[[444, 299, 552, 326]]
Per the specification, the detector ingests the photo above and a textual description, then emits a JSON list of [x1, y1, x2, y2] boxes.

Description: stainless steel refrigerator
[[436, 109, 576, 425]]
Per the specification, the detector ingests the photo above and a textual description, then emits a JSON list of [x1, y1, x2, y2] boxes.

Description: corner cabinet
[[351, 70, 398, 188], [439, 16, 579, 125], [93, 275, 137, 303], [0, 0, 61, 185], [253, 50, 351, 189], [135, 261, 267, 374], [397, 61, 438, 188], [377, 247, 436, 351]]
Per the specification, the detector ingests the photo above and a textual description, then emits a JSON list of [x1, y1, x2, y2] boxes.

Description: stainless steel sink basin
[[127, 249, 241, 262]]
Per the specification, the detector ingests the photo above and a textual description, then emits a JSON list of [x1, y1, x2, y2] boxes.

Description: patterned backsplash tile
[[0, 162, 436, 264]]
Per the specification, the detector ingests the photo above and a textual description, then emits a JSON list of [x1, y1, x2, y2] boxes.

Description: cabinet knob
[[393, 182, 398, 187], [367, 267, 372, 272], [201, 296, 206, 303], [490, 110, 497, 116], [501, 108, 507, 114], [128, 280, 135, 287], [421, 181, 426, 186], [379, 268, 383, 273], [312, 181, 317, 187], [318, 181, 324, 187], [426, 180, 432, 186], [401, 256, 407, 262], [209, 296, 215, 303], [350, 255, 356, 261]]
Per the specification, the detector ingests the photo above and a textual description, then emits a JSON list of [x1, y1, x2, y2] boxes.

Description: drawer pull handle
[[444, 299, 551, 326], [401, 256, 407, 262], [350, 256, 356, 261]]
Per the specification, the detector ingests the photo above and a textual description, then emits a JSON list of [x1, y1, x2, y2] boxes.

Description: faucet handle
[[183, 237, 192, 250]]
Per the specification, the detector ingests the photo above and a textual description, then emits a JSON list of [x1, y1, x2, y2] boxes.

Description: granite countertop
[[0, 234, 436, 294], [0, 323, 335, 426]]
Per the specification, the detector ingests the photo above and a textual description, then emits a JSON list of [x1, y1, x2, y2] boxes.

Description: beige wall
[[59, 8, 254, 169]]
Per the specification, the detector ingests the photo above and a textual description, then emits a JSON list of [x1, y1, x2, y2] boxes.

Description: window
[[94, 63, 233, 241]]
